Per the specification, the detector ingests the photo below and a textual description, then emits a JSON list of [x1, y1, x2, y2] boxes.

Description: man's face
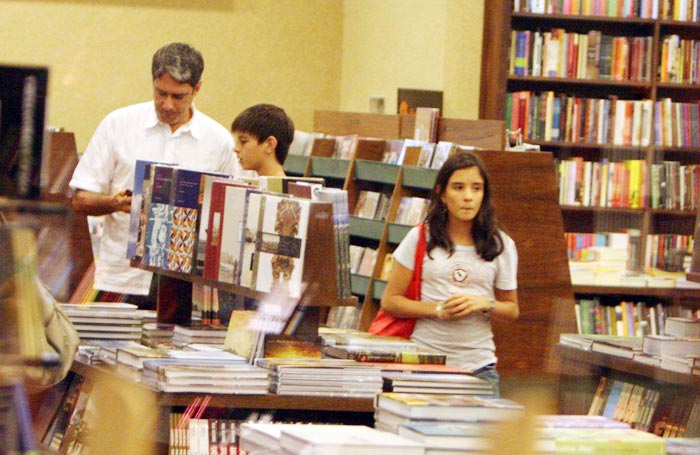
[[233, 132, 270, 172], [153, 73, 200, 132]]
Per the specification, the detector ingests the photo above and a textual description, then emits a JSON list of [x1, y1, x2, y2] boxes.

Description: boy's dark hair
[[152, 42, 204, 88], [231, 104, 295, 165]]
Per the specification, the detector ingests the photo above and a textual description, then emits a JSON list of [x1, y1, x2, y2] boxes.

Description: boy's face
[[233, 132, 270, 172]]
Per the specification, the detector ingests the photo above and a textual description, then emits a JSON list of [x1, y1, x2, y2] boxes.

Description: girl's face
[[440, 166, 484, 224]]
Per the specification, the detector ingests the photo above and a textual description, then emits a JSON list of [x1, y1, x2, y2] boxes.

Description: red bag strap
[[412, 223, 427, 282]]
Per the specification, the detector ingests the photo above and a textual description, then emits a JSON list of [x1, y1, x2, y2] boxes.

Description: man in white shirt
[[69, 42, 241, 308]]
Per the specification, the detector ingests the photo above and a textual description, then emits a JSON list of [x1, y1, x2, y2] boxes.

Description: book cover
[[254, 194, 310, 298], [398, 421, 497, 451], [202, 180, 250, 281], [127, 159, 170, 262], [195, 174, 236, 276], [144, 164, 176, 269], [218, 185, 258, 284], [324, 345, 446, 364], [375, 393, 524, 422], [166, 169, 204, 273], [280, 424, 424, 455], [239, 192, 263, 289], [223, 310, 260, 362]]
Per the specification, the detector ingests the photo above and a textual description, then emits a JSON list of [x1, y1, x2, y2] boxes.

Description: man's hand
[[111, 189, 133, 213]]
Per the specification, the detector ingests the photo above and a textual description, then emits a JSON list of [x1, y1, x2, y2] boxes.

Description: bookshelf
[[480, 2, 700, 327], [557, 344, 700, 435], [284, 110, 577, 380]]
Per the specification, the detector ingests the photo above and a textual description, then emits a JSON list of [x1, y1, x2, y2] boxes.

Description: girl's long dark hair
[[425, 151, 504, 261]]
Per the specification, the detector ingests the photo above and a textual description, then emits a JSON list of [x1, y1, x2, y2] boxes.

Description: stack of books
[[172, 323, 227, 347], [320, 328, 446, 365], [140, 322, 176, 347], [256, 358, 383, 398], [142, 355, 267, 394], [373, 392, 524, 434], [240, 423, 425, 455], [381, 371, 494, 395], [58, 303, 143, 341], [641, 317, 700, 374]]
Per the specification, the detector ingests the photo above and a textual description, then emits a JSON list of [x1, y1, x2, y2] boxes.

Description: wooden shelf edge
[[557, 344, 700, 387]]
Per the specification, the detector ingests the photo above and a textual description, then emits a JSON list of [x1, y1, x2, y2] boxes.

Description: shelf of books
[[480, 1, 700, 349]]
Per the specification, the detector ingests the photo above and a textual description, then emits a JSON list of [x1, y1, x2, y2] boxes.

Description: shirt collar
[[144, 102, 201, 139]]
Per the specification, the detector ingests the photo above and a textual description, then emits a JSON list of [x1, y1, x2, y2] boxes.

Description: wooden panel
[[479, 150, 576, 376], [316, 111, 505, 151], [437, 118, 505, 150], [314, 111, 401, 139]]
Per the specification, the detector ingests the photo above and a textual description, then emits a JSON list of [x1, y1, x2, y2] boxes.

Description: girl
[[380, 151, 519, 392]]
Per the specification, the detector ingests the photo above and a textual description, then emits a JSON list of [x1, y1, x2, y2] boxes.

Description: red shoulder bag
[[368, 223, 426, 338]]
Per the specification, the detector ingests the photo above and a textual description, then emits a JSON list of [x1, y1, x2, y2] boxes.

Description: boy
[[231, 103, 295, 177]]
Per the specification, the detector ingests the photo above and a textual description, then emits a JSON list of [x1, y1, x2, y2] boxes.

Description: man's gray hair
[[151, 42, 204, 88]]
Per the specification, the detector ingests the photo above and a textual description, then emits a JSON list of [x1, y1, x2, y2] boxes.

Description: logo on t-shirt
[[450, 263, 472, 284]]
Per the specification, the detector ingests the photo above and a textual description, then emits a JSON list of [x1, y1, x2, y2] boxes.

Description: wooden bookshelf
[[480, 3, 700, 327]]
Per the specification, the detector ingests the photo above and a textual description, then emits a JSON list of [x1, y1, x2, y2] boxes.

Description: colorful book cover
[[254, 194, 310, 298], [144, 164, 175, 269], [166, 168, 203, 273], [127, 159, 169, 261]]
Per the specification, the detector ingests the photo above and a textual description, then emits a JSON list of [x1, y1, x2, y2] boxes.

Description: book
[[202, 179, 251, 281], [375, 393, 524, 422], [166, 168, 228, 273], [254, 194, 310, 297], [218, 185, 258, 284], [665, 317, 700, 338], [398, 421, 498, 451], [195, 174, 236, 276], [324, 345, 446, 364], [127, 159, 171, 262], [382, 372, 494, 393], [537, 427, 666, 454], [239, 192, 263, 289], [536, 414, 631, 429], [279, 424, 425, 455], [144, 164, 176, 268]]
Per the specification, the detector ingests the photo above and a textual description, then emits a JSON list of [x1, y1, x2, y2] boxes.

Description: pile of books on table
[[319, 328, 446, 365], [256, 358, 383, 398], [172, 323, 227, 347], [381, 371, 494, 395], [140, 322, 175, 347], [141, 348, 268, 394], [240, 423, 424, 455], [374, 392, 524, 435], [59, 302, 143, 341]]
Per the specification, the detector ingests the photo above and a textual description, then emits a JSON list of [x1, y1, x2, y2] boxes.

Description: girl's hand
[[438, 294, 491, 320]]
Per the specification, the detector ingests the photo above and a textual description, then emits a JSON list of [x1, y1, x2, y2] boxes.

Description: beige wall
[[340, 0, 483, 119], [0, 0, 484, 153], [0, 0, 344, 151]]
